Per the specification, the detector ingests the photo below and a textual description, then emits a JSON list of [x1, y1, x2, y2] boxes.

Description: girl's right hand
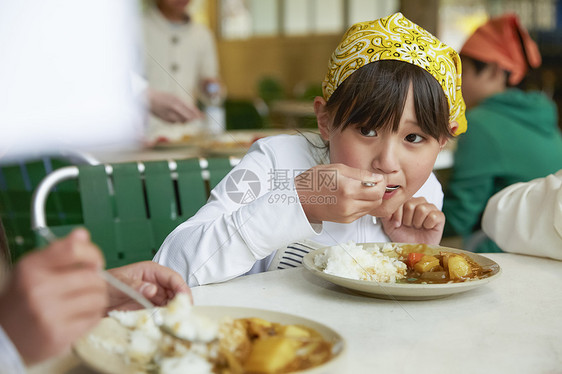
[[295, 163, 384, 224]]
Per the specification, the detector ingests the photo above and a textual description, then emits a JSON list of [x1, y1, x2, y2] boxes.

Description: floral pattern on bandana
[[322, 12, 467, 136]]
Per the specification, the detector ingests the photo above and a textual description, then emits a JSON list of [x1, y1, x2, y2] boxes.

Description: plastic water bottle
[[204, 82, 226, 135]]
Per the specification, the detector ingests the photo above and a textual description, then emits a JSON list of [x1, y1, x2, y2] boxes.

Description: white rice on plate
[[313, 242, 407, 283], [97, 294, 219, 374]]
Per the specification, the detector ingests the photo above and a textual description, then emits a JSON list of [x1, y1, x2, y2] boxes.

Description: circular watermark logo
[[226, 169, 261, 204]]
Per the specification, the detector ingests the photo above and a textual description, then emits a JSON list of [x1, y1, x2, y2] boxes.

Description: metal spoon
[[33, 226, 190, 341], [361, 181, 377, 187], [361, 181, 400, 192]]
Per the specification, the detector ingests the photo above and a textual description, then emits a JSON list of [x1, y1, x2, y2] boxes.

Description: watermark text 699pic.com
[[267, 193, 337, 205]]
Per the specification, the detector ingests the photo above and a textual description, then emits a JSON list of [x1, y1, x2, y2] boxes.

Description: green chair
[[0, 152, 97, 263], [206, 158, 234, 190], [31, 158, 236, 269]]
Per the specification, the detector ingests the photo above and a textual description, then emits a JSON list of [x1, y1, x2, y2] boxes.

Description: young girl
[[154, 12, 467, 286]]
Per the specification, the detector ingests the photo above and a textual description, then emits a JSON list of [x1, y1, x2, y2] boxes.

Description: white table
[[27, 253, 561, 373], [190, 253, 562, 374]]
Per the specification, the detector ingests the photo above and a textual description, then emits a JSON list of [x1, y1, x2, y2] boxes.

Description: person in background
[[0, 1, 194, 368], [481, 169, 562, 260], [0, 224, 191, 372], [442, 14, 562, 252], [154, 12, 467, 287], [148, 87, 201, 124], [143, 0, 222, 141], [130, 72, 200, 125]]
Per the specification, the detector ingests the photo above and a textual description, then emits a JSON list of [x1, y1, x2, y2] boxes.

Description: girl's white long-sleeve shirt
[[153, 134, 444, 286], [0, 326, 25, 374], [482, 170, 562, 260]]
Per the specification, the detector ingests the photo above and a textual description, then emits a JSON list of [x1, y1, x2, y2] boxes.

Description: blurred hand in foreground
[[0, 229, 106, 364], [106, 261, 192, 313], [0, 228, 191, 365]]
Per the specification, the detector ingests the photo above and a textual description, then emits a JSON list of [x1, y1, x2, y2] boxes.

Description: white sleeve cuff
[[0, 326, 26, 374]]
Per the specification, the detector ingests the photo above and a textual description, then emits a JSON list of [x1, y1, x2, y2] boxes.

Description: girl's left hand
[[379, 197, 445, 245]]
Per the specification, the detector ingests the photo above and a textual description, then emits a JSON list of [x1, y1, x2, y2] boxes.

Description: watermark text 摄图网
[[268, 168, 338, 192]]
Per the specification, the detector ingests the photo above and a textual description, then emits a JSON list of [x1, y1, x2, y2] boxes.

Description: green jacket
[[443, 89, 562, 253]]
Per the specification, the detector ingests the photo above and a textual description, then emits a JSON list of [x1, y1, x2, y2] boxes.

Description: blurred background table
[[270, 100, 315, 128], [89, 129, 455, 171], [89, 129, 302, 163]]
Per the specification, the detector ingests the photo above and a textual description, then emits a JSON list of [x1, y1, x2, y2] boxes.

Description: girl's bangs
[[326, 61, 450, 140]]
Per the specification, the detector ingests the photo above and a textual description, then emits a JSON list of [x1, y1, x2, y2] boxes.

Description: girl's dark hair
[[325, 60, 451, 140]]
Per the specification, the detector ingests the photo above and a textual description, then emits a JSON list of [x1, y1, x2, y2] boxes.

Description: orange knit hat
[[460, 13, 541, 86]]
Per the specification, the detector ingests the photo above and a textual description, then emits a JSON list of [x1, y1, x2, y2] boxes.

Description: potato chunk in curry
[[447, 255, 471, 279], [243, 336, 300, 373]]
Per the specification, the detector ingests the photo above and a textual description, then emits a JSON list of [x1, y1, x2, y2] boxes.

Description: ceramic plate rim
[[302, 243, 502, 299], [73, 305, 346, 374]]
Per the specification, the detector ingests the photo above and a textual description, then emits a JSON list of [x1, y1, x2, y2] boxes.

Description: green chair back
[[35, 158, 234, 269], [148, 159, 207, 246], [207, 158, 234, 190], [0, 157, 83, 262]]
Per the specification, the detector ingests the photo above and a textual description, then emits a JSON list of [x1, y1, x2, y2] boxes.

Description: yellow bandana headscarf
[[322, 12, 467, 136]]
